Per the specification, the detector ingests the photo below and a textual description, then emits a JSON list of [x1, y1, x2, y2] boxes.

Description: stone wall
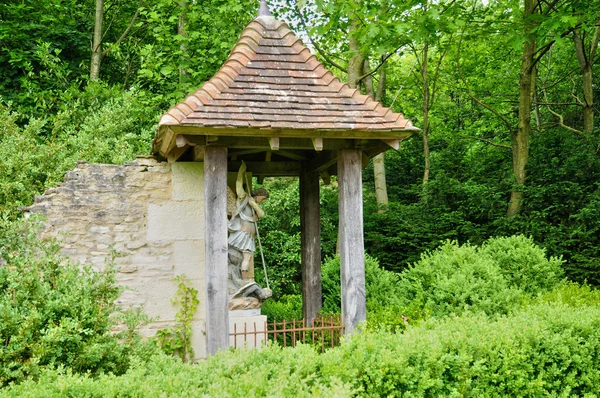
[[25, 156, 207, 358]]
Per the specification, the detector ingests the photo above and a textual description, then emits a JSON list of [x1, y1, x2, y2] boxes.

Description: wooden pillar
[[300, 166, 322, 326], [337, 148, 366, 334], [204, 146, 229, 355]]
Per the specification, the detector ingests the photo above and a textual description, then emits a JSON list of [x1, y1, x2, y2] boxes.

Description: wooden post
[[337, 148, 366, 334], [300, 166, 322, 326], [204, 146, 229, 355]]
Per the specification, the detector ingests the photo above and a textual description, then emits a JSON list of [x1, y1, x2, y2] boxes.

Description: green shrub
[[480, 235, 564, 294], [322, 302, 600, 397], [260, 294, 303, 322], [321, 255, 403, 314], [0, 217, 153, 386], [3, 300, 600, 397], [398, 240, 523, 319], [397, 236, 564, 320]]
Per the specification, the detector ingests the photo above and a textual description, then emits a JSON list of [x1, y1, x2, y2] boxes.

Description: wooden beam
[[265, 151, 272, 162], [166, 125, 417, 140], [307, 151, 338, 173], [167, 145, 189, 163], [228, 149, 265, 157], [182, 135, 355, 151], [320, 171, 331, 185], [275, 150, 307, 161], [269, 137, 280, 151], [204, 146, 229, 355], [193, 146, 205, 161], [361, 152, 369, 168], [312, 137, 323, 151], [300, 166, 322, 326], [337, 149, 366, 335], [228, 161, 301, 176], [159, 127, 177, 155], [381, 139, 400, 150]]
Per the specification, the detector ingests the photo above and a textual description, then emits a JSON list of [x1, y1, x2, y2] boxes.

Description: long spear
[[245, 173, 270, 291]]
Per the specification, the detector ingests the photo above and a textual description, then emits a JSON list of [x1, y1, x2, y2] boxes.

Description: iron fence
[[230, 315, 344, 352]]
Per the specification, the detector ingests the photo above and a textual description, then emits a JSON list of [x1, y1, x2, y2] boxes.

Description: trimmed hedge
[[3, 298, 600, 397]]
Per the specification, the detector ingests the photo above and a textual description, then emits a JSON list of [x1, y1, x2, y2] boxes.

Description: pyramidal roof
[[157, 13, 417, 136]]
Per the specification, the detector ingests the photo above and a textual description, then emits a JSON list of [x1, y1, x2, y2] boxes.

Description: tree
[[90, 0, 144, 81]]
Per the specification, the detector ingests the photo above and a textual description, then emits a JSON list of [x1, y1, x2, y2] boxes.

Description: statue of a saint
[[227, 161, 269, 272], [227, 162, 271, 310]]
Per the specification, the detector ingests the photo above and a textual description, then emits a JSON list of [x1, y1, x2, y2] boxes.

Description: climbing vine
[[154, 275, 199, 363]]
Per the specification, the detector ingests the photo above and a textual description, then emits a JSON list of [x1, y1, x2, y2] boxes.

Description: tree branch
[[294, 1, 347, 73], [589, 19, 600, 62], [457, 34, 514, 135], [103, 0, 143, 57], [356, 44, 404, 84], [542, 88, 585, 136]]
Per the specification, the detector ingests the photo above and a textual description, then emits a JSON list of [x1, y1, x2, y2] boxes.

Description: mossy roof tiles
[[158, 16, 417, 135]]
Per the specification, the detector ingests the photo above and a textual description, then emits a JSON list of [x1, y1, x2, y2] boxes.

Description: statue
[[227, 161, 272, 310]]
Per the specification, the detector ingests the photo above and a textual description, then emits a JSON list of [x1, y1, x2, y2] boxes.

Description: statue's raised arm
[[227, 162, 269, 273], [235, 161, 247, 201]]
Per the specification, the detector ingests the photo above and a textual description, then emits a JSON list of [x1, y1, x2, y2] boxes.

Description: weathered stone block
[[172, 162, 204, 201], [173, 240, 205, 280], [147, 201, 204, 241]]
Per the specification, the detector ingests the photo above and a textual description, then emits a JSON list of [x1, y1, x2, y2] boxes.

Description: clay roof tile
[[157, 14, 417, 138]]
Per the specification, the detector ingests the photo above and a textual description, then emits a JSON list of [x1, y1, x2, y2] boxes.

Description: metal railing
[[230, 315, 344, 352]]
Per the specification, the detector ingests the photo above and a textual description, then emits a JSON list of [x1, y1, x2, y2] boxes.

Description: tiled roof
[[158, 15, 417, 134]]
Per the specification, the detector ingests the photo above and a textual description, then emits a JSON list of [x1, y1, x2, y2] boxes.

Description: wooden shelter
[[153, 2, 417, 355]]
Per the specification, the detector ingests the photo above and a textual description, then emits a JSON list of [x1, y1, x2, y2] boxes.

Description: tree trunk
[[573, 28, 598, 135], [363, 60, 390, 212], [507, 0, 536, 216], [178, 0, 190, 86], [90, 0, 104, 81], [373, 65, 389, 212], [421, 42, 431, 185], [347, 19, 364, 90]]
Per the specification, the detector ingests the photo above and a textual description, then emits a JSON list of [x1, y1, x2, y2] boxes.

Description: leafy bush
[[3, 300, 600, 397], [480, 235, 564, 294], [321, 254, 403, 314], [323, 302, 600, 397], [0, 85, 154, 218], [260, 294, 303, 322], [397, 236, 564, 320], [0, 217, 153, 386]]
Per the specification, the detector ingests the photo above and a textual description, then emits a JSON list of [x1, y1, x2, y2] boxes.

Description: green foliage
[[396, 236, 564, 320], [480, 235, 564, 294], [154, 276, 199, 363], [323, 302, 600, 397], [4, 299, 600, 397], [0, 217, 152, 386], [260, 294, 303, 322], [321, 255, 403, 314], [0, 85, 154, 217]]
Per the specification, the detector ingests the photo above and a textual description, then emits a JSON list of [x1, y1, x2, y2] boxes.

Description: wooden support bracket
[[194, 146, 205, 161], [381, 139, 400, 150], [176, 135, 196, 148], [361, 152, 370, 168], [206, 135, 219, 144], [308, 151, 338, 173], [167, 145, 189, 163], [269, 137, 280, 151], [312, 137, 323, 151]]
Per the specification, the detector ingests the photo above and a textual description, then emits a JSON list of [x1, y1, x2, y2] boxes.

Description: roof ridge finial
[[258, 0, 272, 17]]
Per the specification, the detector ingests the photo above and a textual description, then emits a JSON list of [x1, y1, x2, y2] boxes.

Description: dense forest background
[[1, 0, 599, 296]]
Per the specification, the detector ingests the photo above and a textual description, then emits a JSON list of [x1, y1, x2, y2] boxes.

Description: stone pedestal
[[229, 310, 267, 349]]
